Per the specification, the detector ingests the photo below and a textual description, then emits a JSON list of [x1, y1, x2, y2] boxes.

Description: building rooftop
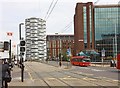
[[94, 0, 120, 6]]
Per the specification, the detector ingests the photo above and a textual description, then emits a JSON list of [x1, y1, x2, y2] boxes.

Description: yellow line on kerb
[[28, 72, 34, 81]]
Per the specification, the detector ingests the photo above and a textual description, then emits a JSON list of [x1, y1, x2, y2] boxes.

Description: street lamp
[[110, 21, 117, 58], [114, 23, 117, 59], [19, 23, 24, 40], [55, 33, 62, 66], [17, 44, 19, 61], [107, 18, 117, 58], [19, 23, 24, 82]]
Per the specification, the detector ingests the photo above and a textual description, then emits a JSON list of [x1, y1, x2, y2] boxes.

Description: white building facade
[[25, 17, 46, 61]]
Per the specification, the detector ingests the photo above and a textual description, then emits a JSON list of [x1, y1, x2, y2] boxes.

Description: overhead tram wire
[[44, 0, 55, 20], [61, 22, 72, 33], [94, 0, 100, 4], [45, 0, 59, 21], [56, 21, 72, 34]]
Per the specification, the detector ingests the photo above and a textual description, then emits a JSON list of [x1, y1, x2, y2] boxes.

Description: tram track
[[55, 70, 109, 87], [57, 70, 118, 87], [25, 62, 118, 87], [26, 64, 51, 88], [26, 63, 74, 87], [43, 62, 119, 87], [43, 61, 119, 86]]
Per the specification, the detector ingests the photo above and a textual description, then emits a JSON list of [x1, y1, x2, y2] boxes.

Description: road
[[9, 61, 119, 88], [45, 61, 119, 80]]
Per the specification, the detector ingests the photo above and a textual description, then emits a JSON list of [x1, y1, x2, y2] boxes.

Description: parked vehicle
[[70, 56, 91, 67]]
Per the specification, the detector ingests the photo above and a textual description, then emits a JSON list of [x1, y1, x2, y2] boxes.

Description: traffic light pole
[[19, 23, 24, 82], [9, 40, 11, 63], [20, 40, 25, 82], [21, 64, 24, 82], [21, 56, 24, 82]]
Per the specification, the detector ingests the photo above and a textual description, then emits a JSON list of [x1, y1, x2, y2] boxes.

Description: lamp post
[[19, 23, 24, 40], [114, 23, 117, 59], [19, 23, 24, 82], [110, 22, 117, 58], [107, 18, 117, 59], [17, 44, 19, 61], [56, 33, 62, 67]]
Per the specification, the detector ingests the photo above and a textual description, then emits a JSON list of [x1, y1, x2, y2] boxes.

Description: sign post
[[6, 32, 13, 64], [101, 48, 105, 66], [19, 23, 24, 82], [66, 48, 72, 69]]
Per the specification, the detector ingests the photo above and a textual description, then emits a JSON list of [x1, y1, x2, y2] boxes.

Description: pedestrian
[[59, 61, 62, 67], [0, 58, 11, 88], [59, 53, 62, 67], [110, 60, 113, 67]]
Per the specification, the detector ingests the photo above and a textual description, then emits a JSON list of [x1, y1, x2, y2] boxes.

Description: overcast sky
[[0, 0, 119, 46]]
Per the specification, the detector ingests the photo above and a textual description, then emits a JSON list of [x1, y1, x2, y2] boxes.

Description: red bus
[[70, 56, 91, 67], [117, 54, 120, 69]]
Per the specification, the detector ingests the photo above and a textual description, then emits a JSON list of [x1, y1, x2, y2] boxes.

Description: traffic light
[[20, 47, 25, 52], [4, 41, 9, 50], [20, 40, 25, 52], [20, 40, 25, 46]]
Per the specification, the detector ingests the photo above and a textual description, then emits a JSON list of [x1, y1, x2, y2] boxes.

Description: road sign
[[101, 48, 105, 57], [66, 48, 71, 56], [7, 32, 13, 36], [0, 42, 4, 49]]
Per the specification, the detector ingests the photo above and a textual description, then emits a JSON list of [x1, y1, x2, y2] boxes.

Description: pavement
[[8, 62, 70, 87], [8, 61, 113, 87]]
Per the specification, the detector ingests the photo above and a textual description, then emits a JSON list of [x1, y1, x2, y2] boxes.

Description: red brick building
[[74, 2, 95, 55], [46, 34, 74, 59]]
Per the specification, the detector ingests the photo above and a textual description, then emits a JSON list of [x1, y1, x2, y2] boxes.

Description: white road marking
[[13, 77, 21, 80], [47, 78, 55, 79], [91, 69, 105, 71], [83, 77, 96, 81], [67, 76, 71, 77]]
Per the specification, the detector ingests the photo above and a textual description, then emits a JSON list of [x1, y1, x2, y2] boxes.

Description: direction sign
[[66, 48, 71, 56], [101, 48, 105, 57], [7, 32, 13, 36]]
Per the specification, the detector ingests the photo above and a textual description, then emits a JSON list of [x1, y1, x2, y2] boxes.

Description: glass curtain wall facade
[[95, 5, 120, 58], [83, 4, 93, 48]]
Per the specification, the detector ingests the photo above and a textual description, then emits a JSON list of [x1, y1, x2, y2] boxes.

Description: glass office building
[[74, 2, 120, 58], [94, 5, 120, 57]]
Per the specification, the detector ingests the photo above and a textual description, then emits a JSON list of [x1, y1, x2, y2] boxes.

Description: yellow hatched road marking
[[28, 72, 34, 81]]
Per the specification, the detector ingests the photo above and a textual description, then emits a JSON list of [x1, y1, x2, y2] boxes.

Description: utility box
[[0, 51, 9, 59], [117, 54, 120, 69]]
